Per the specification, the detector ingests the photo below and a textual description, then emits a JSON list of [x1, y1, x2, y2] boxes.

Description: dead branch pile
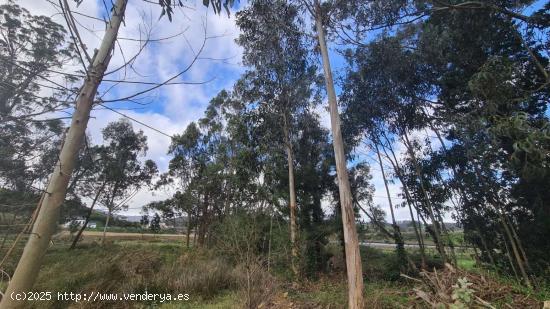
[[402, 263, 541, 308]]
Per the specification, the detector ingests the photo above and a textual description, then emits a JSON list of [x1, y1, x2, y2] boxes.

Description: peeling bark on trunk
[[314, 2, 364, 307], [283, 113, 299, 278], [0, 2, 127, 307]]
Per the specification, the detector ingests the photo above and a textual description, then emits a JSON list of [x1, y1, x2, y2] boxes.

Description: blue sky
[[18, 0, 549, 221]]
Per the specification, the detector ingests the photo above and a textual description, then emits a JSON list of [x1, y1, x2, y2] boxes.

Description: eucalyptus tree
[[291, 110, 334, 276], [0, 2, 76, 192], [0, 0, 236, 302], [96, 120, 157, 245], [235, 0, 320, 277], [339, 0, 550, 287], [409, 1, 549, 286]]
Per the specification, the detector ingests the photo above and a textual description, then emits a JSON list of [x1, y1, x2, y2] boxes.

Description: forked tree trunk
[[283, 114, 299, 278], [314, 2, 364, 307], [0, 2, 127, 307]]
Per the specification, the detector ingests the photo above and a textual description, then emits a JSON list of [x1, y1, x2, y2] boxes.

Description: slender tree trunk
[[283, 114, 299, 278], [438, 211, 458, 266], [471, 163, 532, 288], [267, 207, 273, 273], [0, 2, 126, 306], [475, 227, 496, 268], [504, 215, 531, 272], [502, 230, 520, 281], [417, 211, 426, 253], [186, 214, 192, 248], [198, 193, 209, 247], [314, 2, 364, 307], [498, 211, 532, 288], [70, 183, 105, 249], [374, 142, 407, 266], [356, 202, 394, 240], [380, 137, 427, 268], [402, 131, 448, 263], [102, 209, 111, 246]]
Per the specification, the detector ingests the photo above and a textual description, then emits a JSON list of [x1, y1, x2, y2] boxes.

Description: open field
[[54, 230, 188, 241]]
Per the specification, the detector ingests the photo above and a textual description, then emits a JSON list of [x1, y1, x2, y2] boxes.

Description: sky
[[13, 0, 545, 223], [9, 0, 438, 222]]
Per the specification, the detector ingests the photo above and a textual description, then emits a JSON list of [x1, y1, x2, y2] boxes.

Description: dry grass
[[404, 263, 542, 308]]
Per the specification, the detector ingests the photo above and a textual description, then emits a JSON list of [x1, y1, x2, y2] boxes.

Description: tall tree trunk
[[283, 113, 299, 278], [102, 209, 111, 246], [70, 183, 105, 249], [504, 215, 531, 272], [0, 2, 126, 307], [471, 163, 532, 288], [502, 229, 520, 281], [402, 131, 448, 263], [313, 2, 364, 307], [374, 142, 407, 266], [379, 136, 427, 267], [498, 211, 532, 288], [437, 211, 458, 266]]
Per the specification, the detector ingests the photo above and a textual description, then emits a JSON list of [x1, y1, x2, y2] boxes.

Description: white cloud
[[17, 0, 244, 215]]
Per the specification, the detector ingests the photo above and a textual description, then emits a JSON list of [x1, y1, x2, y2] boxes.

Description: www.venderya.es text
[[10, 291, 190, 303]]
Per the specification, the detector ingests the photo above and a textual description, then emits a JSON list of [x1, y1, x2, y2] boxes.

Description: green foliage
[[340, 0, 550, 280], [0, 2, 76, 191], [149, 213, 161, 233], [450, 277, 474, 309], [96, 119, 158, 216]]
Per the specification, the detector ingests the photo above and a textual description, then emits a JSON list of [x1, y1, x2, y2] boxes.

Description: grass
[[2, 235, 546, 309], [23, 242, 239, 308], [457, 254, 476, 270], [159, 292, 239, 309]]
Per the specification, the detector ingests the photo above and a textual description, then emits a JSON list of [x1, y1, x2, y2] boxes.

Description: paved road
[[57, 230, 186, 239], [361, 241, 472, 250], [361, 241, 437, 249]]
